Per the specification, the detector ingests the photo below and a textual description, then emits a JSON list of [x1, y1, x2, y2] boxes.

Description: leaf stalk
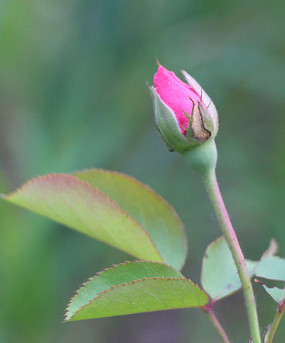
[[203, 304, 231, 343], [264, 299, 285, 343]]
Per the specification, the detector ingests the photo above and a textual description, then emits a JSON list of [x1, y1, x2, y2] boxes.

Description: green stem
[[202, 171, 261, 343], [264, 301, 285, 343], [203, 305, 231, 343]]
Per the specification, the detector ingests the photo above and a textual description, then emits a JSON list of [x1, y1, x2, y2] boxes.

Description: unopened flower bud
[[150, 66, 218, 153]]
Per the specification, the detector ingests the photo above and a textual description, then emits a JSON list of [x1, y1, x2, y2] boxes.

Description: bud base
[[182, 139, 217, 177]]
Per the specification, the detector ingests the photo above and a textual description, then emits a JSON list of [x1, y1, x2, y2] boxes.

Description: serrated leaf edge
[[4, 173, 163, 261], [65, 262, 208, 321], [74, 168, 188, 268], [74, 168, 185, 231], [65, 260, 182, 319], [66, 277, 207, 321]]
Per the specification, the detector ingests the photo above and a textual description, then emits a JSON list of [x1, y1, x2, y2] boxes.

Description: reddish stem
[[203, 172, 261, 343], [203, 305, 231, 343]]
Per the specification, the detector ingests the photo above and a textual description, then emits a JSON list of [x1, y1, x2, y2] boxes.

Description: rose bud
[[150, 65, 218, 152]]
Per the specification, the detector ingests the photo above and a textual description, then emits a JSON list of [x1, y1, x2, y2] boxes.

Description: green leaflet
[[66, 261, 208, 321], [201, 236, 257, 300], [255, 254, 285, 303], [3, 168, 188, 269], [3, 174, 163, 262], [262, 285, 285, 303], [74, 168, 187, 270], [255, 256, 285, 281]]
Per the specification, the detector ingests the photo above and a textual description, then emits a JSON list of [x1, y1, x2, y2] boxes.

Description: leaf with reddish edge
[[65, 261, 208, 321], [3, 174, 163, 262], [201, 236, 257, 300], [74, 168, 187, 270]]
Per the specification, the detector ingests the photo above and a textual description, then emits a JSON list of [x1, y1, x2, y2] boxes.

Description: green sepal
[[150, 86, 191, 152]]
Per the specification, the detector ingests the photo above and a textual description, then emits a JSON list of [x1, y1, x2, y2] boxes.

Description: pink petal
[[154, 66, 201, 134]]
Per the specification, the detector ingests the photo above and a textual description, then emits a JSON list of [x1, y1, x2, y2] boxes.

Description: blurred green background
[[0, 1, 284, 342]]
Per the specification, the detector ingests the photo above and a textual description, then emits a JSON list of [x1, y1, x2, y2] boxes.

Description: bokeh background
[[0, 1, 284, 342]]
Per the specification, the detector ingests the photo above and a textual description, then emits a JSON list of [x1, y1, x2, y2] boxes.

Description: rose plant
[[1, 64, 284, 343]]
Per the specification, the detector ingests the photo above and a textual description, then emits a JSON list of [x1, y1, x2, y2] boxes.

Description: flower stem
[[264, 301, 285, 343], [202, 171, 261, 343], [203, 305, 231, 343]]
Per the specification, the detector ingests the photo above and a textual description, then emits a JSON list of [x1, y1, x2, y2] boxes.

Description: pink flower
[[150, 64, 218, 152], [154, 66, 204, 134]]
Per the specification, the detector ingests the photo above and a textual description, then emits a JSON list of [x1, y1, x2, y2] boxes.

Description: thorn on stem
[[254, 279, 264, 285]]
